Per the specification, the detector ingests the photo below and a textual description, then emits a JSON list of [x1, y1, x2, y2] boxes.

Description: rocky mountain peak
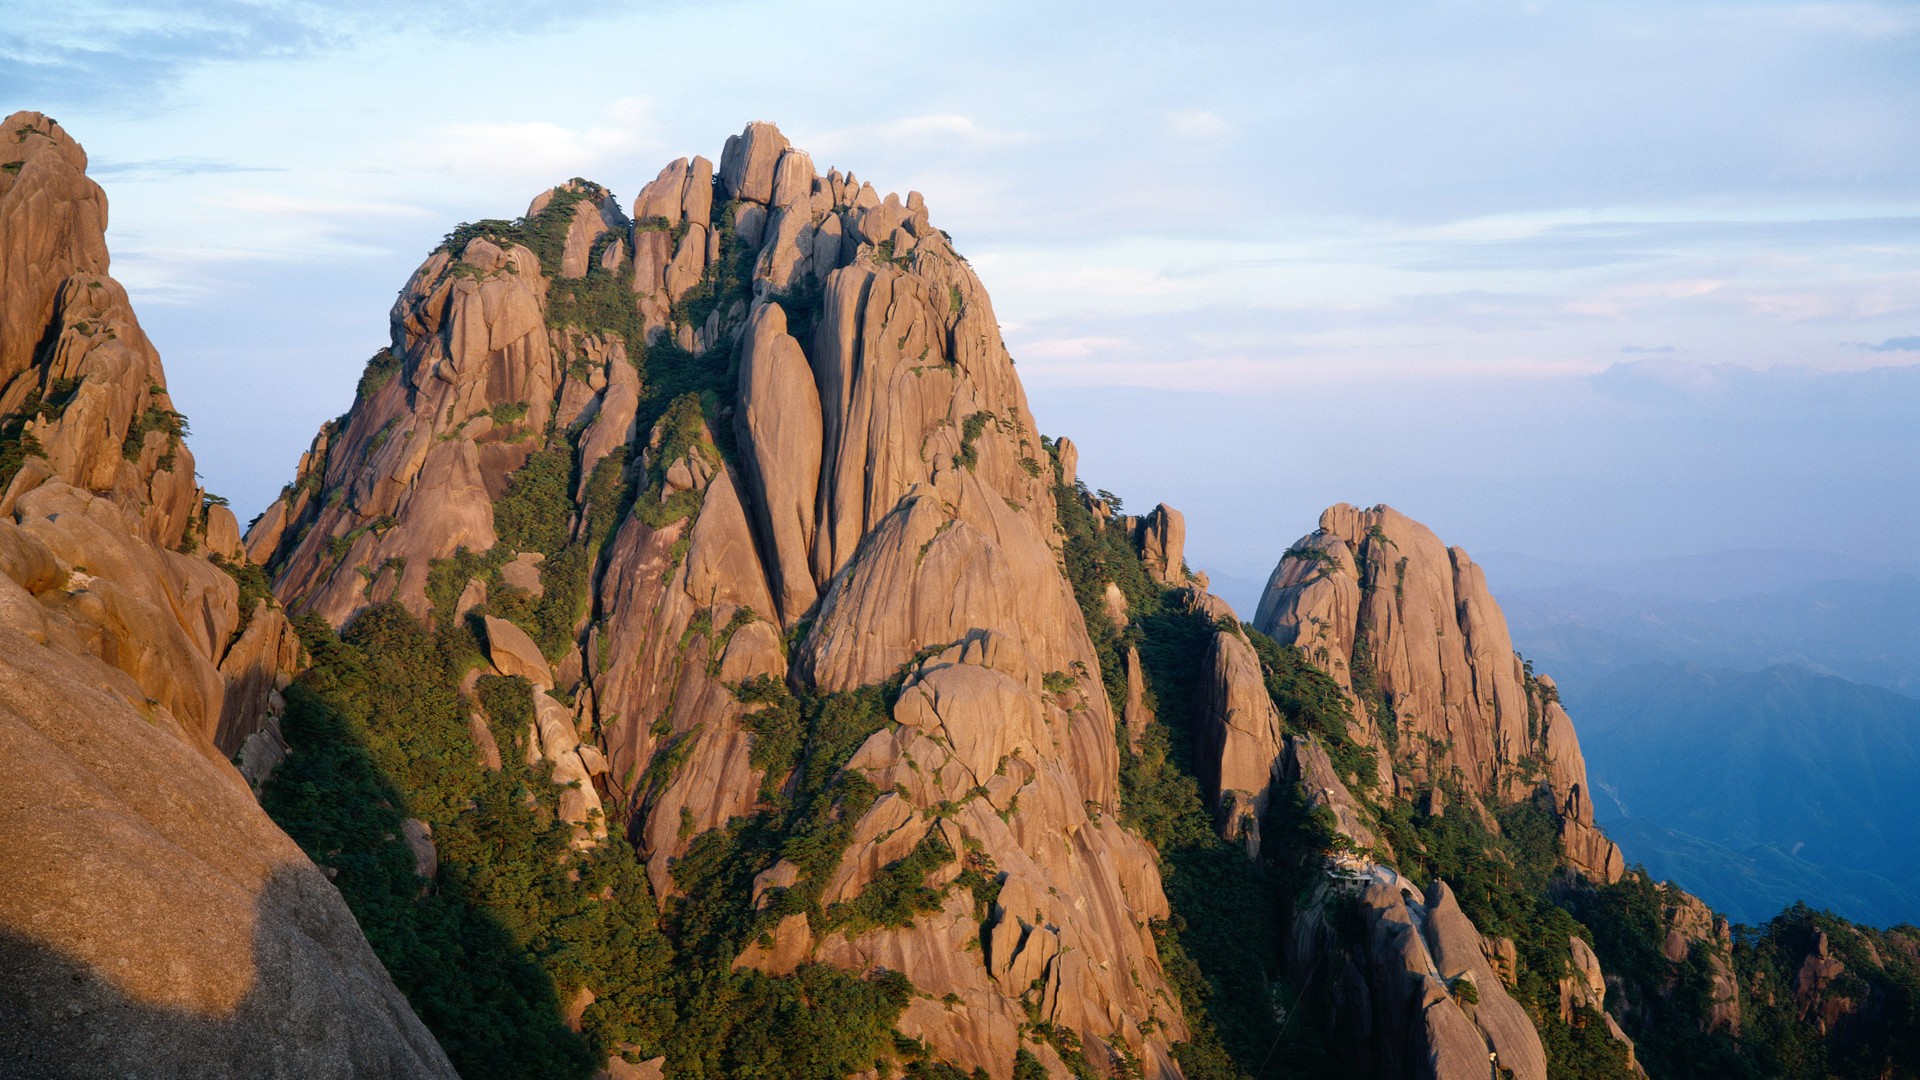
[[1251, 501, 1623, 881], [1, 112, 206, 548], [243, 120, 1185, 1077], [0, 109, 299, 750], [8, 112, 1914, 1080]]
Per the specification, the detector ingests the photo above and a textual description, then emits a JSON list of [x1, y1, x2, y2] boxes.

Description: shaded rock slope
[[1043, 476, 1919, 1080], [0, 112, 455, 1079], [1173, 503, 1914, 1080]]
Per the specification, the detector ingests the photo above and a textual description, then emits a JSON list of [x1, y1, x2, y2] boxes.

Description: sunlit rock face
[[1252, 502, 1623, 882], [252, 120, 1191, 1077], [0, 111, 453, 1079]]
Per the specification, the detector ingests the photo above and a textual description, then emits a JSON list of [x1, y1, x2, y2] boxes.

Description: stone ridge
[[0, 111, 455, 1078], [1139, 498, 1647, 1077], [248, 121, 1190, 1078], [1252, 501, 1624, 882]]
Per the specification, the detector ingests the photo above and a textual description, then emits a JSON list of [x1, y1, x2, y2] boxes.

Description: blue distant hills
[[1488, 548, 1920, 928]]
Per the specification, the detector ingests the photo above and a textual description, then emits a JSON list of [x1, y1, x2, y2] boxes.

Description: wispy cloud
[[1590, 359, 1920, 417], [0, 0, 613, 105], [217, 192, 435, 220], [1621, 344, 1679, 354], [92, 156, 288, 178], [411, 98, 665, 192], [1387, 215, 1920, 274], [1854, 335, 1920, 352], [0, 1, 341, 106], [804, 114, 1032, 160]]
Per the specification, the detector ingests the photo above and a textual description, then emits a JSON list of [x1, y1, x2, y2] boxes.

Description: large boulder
[[483, 615, 552, 686]]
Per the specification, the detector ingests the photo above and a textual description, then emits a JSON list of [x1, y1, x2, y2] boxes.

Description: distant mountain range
[[1487, 548, 1920, 696], [1561, 662, 1920, 927], [1485, 548, 1920, 927]]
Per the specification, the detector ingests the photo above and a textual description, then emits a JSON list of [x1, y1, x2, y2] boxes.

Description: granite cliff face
[[1252, 503, 1624, 883], [1064, 495, 1645, 1079], [0, 112, 455, 1079], [248, 121, 1185, 1078]]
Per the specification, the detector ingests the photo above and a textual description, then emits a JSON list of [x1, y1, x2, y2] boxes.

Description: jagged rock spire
[[247, 120, 1191, 1078]]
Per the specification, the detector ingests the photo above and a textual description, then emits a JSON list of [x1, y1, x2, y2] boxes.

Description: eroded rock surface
[[0, 112, 451, 1078], [1300, 870, 1548, 1080], [1253, 502, 1623, 882], [250, 121, 1187, 1077]]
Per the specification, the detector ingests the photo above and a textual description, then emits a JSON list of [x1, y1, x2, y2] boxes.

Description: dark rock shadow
[[0, 865, 459, 1080]]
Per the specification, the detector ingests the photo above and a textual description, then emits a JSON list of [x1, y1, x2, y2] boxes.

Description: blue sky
[[5, 0, 1917, 598]]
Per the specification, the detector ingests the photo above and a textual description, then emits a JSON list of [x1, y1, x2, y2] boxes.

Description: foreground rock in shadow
[[0, 112, 454, 1078]]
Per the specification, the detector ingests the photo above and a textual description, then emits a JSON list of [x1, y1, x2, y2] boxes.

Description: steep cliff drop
[[1232, 504, 1640, 1079], [249, 122, 1186, 1078], [1042, 487, 1650, 1079], [0, 113, 456, 1078], [1251, 503, 1624, 882]]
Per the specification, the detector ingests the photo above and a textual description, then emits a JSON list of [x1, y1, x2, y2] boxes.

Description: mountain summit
[[247, 120, 1188, 1077]]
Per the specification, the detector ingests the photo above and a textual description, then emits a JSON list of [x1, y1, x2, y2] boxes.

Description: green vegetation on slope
[[265, 607, 652, 1078], [1049, 453, 1343, 1080], [266, 605, 960, 1080], [1559, 875, 1920, 1080], [1047, 455, 1717, 1079]]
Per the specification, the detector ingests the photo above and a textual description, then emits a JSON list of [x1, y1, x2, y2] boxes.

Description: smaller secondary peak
[[1, 111, 88, 177]]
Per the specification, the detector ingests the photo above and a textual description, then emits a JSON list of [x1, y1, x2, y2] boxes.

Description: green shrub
[[671, 199, 756, 334], [211, 553, 274, 644], [1449, 975, 1479, 1005], [356, 348, 401, 400], [736, 675, 804, 802], [0, 419, 44, 491], [821, 830, 954, 934], [493, 446, 573, 556], [954, 411, 993, 472], [121, 399, 187, 467], [633, 394, 711, 529], [265, 607, 613, 1079]]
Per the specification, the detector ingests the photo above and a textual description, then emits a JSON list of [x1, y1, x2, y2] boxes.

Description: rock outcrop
[[0, 112, 454, 1078], [1166, 501, 1650, 1076], [1132, 504, 1187, 586], [249, 121, 1186, 1077], [1195, 624, 1284, 850], [1252, 503, 1623, 882], [1659, 890, 1742, 1035], [1296, 869, 1549, 1080]]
